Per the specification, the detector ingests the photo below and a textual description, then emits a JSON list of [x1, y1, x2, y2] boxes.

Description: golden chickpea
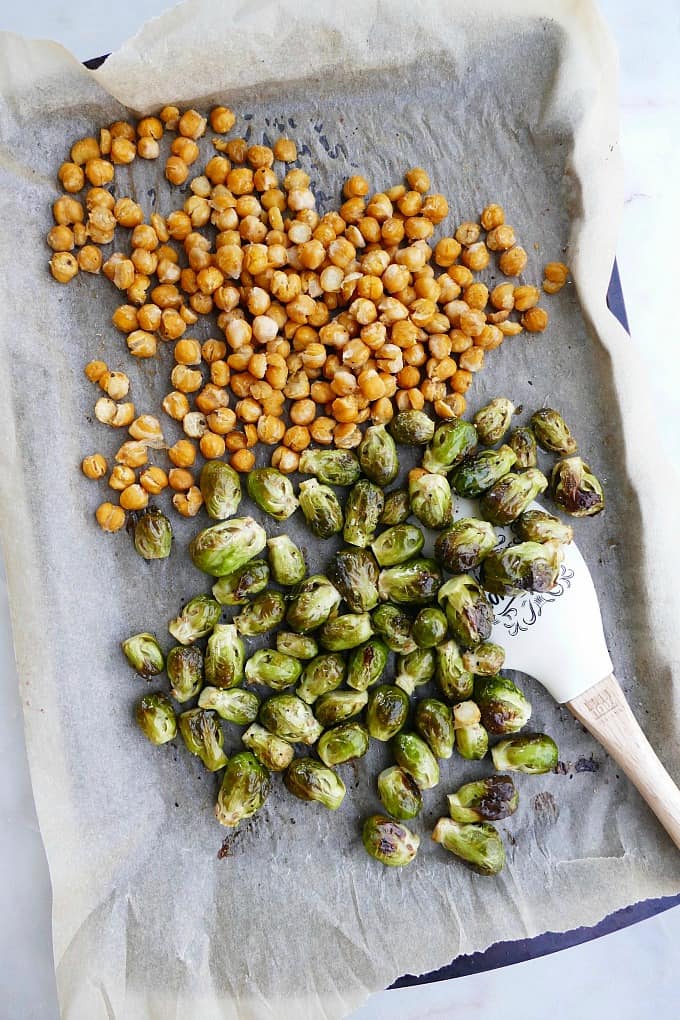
[[198, 432, 225, 460], [455, 222, 480, 246], [110, 137, 136, 165], [459, 308, 486, 337], [463, 282, 489, 310], [521, 307, 549, 332], [222, 137, 246, 163], [434, 393, 466, 418], [224, 431, 247, 453], [85, 158, 114, 186], [137, 116, 163, 139], [136, 304, 161, 332], [244, 423, 259, 448], [177, 108, 207, 139], [81, 453, 107, 480], [165, 156, 189, 185], [138, 466, 167, 495], [159, 309, 186, 341], [100, 371, 130, 400], [115, 440, 147, 467], [87, 206, 116, 244], [446, 265, 472, 288], [268, 447, 297, 474], [95, 502, 126, 532], [170, 365, 203, 393], [136, 134, 160, 158], [77, 245, 102, 273], [129, 415, 163, 444], [84, 360, 108, 384], [127, 330, 158, 358], [281, 425, 310, 452], [205, 408, 236, 435], [490, 283, 515, 311], [99, 128, 111, 155], [499, 245, 528, 276], [49, 252, 78, 283], [47, 225, 75, 252], [513, 285, 540, 312], [227, 448, 253, 473], [202, 338, 227, 363], [108, 464, 136, 490], [71, 137, 100, 165], [486, 224, 516, 252], [183, 411, 208, 438], [270, 137, 296, 163], [167, 468, 194, 492], [114, 197, 144, 227], [342, 175, 370, 199], [432, 237, 460, 268], [58, 162, 85, 193], [86, 187, 114, 211], [167, 439, 196, 468], [171, 486, 202, 517], [73, 222, 88, 246], [172, 338, 200, 366], [459, 347, 485, 372], [480, 203, 505, 230], [254, 414, 284, 445], [109, 121, 135, 141], [53, 196, 84, 226], [405, 167, 430, 193], [119, 484, 148, 511], [461, 242, 490, 272], [543, 261, 570, 293], [210, 106, 236, 133], [370, 396, 394, 424]]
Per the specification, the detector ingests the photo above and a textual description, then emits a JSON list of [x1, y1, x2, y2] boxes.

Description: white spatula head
[[455, 500, 612, 703]]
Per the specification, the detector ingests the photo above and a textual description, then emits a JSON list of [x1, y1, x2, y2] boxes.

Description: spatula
[[456, 500, 680, 849]]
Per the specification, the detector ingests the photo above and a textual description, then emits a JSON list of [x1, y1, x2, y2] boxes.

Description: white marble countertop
[[1, 2, 679, 1017]]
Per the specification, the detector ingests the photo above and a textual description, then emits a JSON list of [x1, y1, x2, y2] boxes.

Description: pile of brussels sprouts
[[124, 399, 604, 873]]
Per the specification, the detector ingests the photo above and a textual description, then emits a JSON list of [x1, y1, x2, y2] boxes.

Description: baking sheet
[[1, 1, 680, 1017]]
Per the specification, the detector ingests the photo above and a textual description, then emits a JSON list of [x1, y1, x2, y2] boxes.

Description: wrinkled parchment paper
[[2, 1, 680, 1017]]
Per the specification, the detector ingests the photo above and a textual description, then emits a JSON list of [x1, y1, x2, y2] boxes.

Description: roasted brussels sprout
[[167, 644, 203, 702], [479, 468, 549, 526], [286, 575, 342, 633], [435, 639, 474, 702], [276, 631, 319, 660], [366, 684, 409, 741], [134, 509, 172, 560], [329, 547, 380, 613], [371, 524, 425, 567], [438, 575, 494, 648], [343, 479, 385, 549], [551, 456, 605, 517], [389, 410, 435, 445], [423, 418, 478, 475], [448, 775, 518, 823], [198, 686, 260, 725], [267, 536, 306, 586], [317, 722, 370, 767], [371, 603, 417, 654], [189, 517, 267, 577], [212, 559, 270, 606], [378, 558, 442, 605], [242, 723, 295, 771], [431, 817, 505, 875], [199, 460, 242, 520], [393, 732, 440, 789], [508, 426, 538, 469], [314, 689, 368, 728], [450, 444, 517, 498], [413, 606, 448, 648], [414, 698, 455, 759], [234, 591, 286, 636], [453, 701, 489, 760], [122, 632, 165, 678], [473, 398, 515, 446], [434, 518, 498, 574], [379, 489, 411, 526], [298, 479, 344, 539], [178, 708, 228, 771], [409, 468, 453, 530], [259, 693, 324, 745], [395, 647, 436, 696], [377, 766, 423, 820], [215, 751, 270, 827], [474, 674, 532, 734], [531, 408, 578, 455], [284, 758, 346, 809], [362, 815, 420, 866], [358, 424, 399, 487], [245, 648, 302, 690], [513, 509, 574, 545], [491, 733, 559, 773], [462, 642, 505, 676], [296, 653, 345, 704], [298, 448, 361, 486], [205, 623, 245, 689], [247, 467, 299, 520], [319, 612, 374, 651], [347, 638, 389, 691], [480, 540, 563, 596], [168, 595, 221, 645], [135, 693, 176, 745]]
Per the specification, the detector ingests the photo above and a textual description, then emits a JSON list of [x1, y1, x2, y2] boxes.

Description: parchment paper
[[2, 1, 680, 1017]]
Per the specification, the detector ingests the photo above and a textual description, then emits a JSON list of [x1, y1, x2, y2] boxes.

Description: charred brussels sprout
[[205, 623, 245, 689], [453, 700, 489, 760], [412, 607, 448, 648], [389, 410, 435, 446], [134, 509, 172, 560], [189, 517, 267, 577], [315, 689, 368, 728], [347, 638, 389, 691], [166, 645, 203, 702], [372, 524, 424, 568], [286, 575, 342, 633], [551, 456, 605, 517], [284, 758, 346, 809], [198, 686, 260, 725], [366, 684, 409, 741], [296, 653, 345, 704], [423, 419, 478, 475], [135, 693, 176, 745], [378, 558, 442, 605], [318, 722, 369, 767], [414, 698, 455, 759], [435, 640, 474, 702], [481, 540, 563, 597], [432, 817, 505, 875], [212, 560, 270, 606], [122, 633, 164, 678], [372, 603, 417, 654], [343, 479, 385, 548], [259, 693, 323, 744], [247, 467, 298, 520], [479, 468, 548, 526], [234, 591, 286, 636], [267, 536, 306, 586], [298, 448, 361, 486], [462, 642, 505, 676], [276, 632, 319, 660], [377, 766, 423, 820], [319, 612, 374, 651], [438, 575, 494, 648], [514, 509, 574, 545], [242, 723, 295, 771], [491, 733, 558, 773], [215, 751, 270, 827], [434, 518, 498, 574], [473, 398, 515, 446], [474, 674, 531, 734], [508, 426, 538, 468], [395, 647, 436, 696], [168, 595, 221, 645], [199, 460, 241, 520], [178, 708, 228, 771], [329, 547, 380, 613], [531, 408, 578, 455], [362, 815, 420, 866], [379, 489, 411, 526], [448, 776, 518, 823], [392, 732, 440, 789], [244, 648, 302, 690], [450, 444, 517, 498], [298, 479, 344, 539], [358, 424, 399, 487], [409, 468, 453, 530]]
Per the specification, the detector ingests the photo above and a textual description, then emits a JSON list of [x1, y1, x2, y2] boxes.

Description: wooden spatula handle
[[568, 673, 680, 850]]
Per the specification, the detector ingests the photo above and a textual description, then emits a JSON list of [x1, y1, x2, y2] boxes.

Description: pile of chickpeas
[[47, 104, 569, 532]]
